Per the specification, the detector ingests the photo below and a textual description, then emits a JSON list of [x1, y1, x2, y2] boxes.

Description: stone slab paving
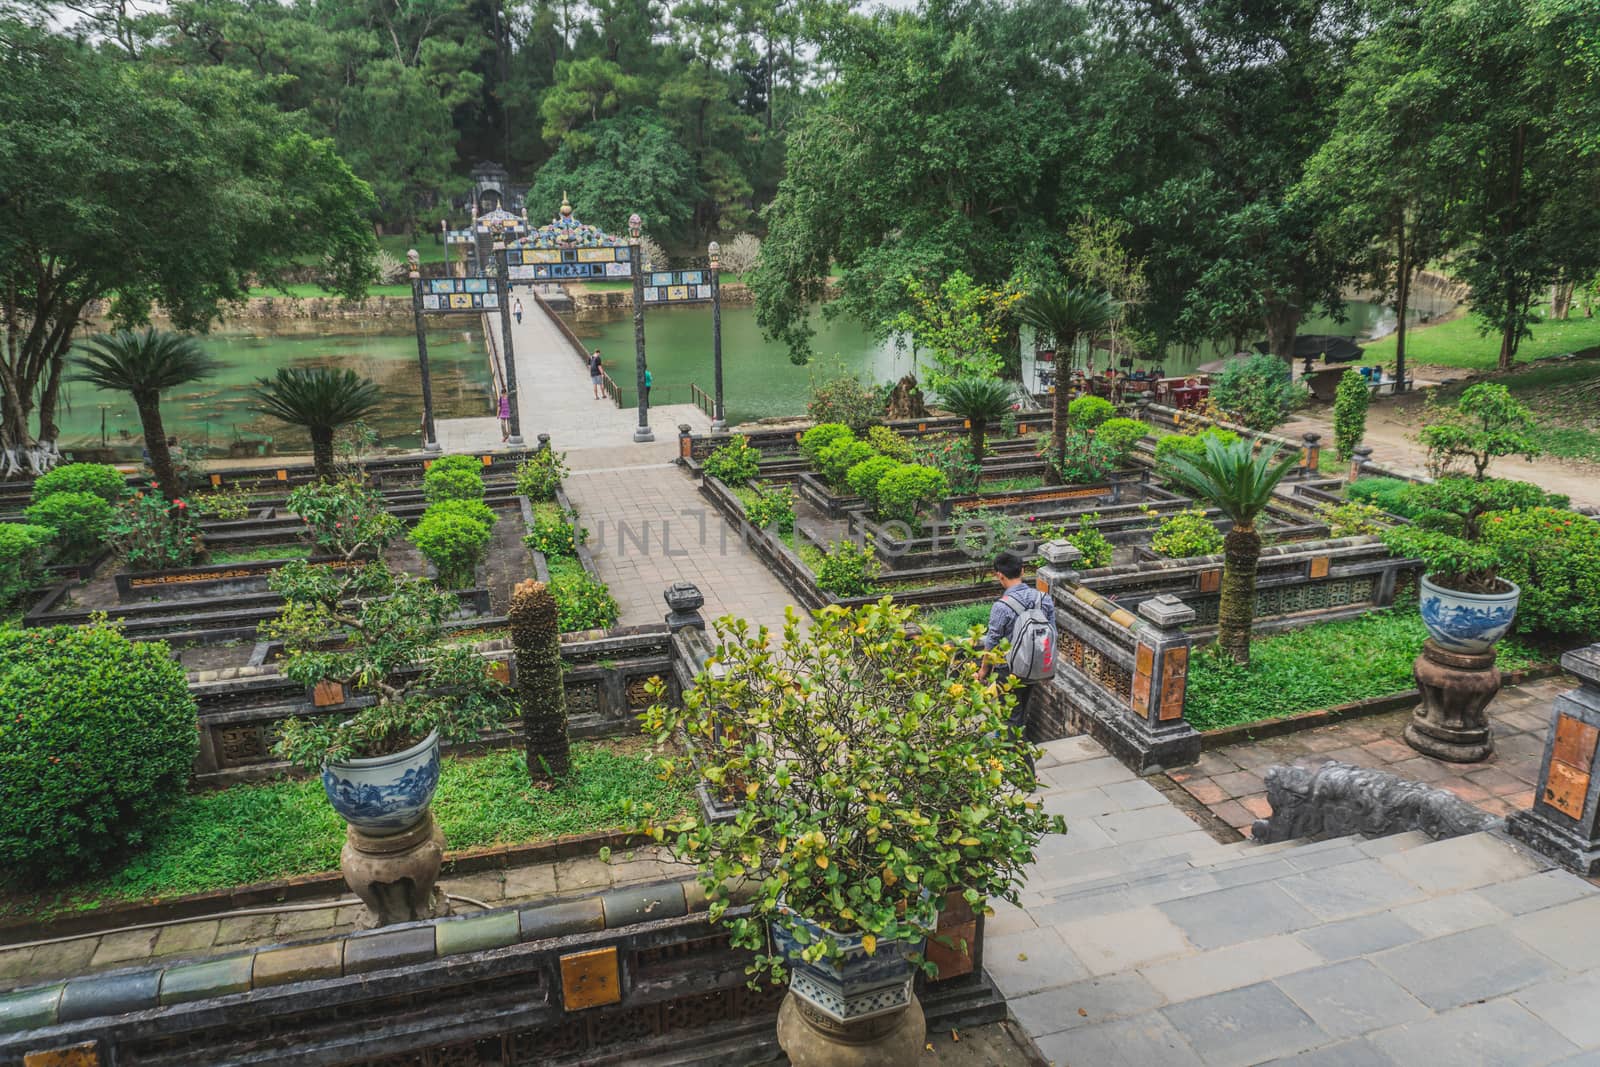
[[1170, 676, 1567, 838], [1007, 733, 1600, 1066], [0, 846, 689, 994]]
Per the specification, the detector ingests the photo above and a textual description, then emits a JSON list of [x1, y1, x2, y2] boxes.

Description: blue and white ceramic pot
[[772, 904, 924, 1025], [1419, 576, 1520, 655], [321, 730, 441, 836]]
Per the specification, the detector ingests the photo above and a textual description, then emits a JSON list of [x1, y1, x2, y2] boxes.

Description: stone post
[[1349, 443, 1373, 485], [1405, 641, 1498, 762], [664, 581, 706, 632], [708, 240, 727, 431], [493, 241, 525, 447], [628, 212, 653, 443], [408, 250, 441, 453], [1301, 432, 1322, 479], [1036, 539, 1082, 594], [1508, 645, 1600, 873], [1129, 594, 1198, 738]]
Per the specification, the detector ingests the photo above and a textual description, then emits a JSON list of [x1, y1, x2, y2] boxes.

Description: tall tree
[[0, 22, 376, 456], [252, 367, 382, 481]]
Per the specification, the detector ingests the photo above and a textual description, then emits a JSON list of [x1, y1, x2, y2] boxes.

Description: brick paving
[[1169, 677, 1567, 838]]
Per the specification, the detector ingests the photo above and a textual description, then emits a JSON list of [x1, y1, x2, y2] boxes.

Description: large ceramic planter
[[772, 904, 923, 1024], [321, 730, 441, 836], [1419, 575, 1520, 654]]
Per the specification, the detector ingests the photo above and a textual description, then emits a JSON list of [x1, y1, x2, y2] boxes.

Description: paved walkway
[[1172, 677, 1565, 838], [0, 847, 688, 994], [1006, 734, 1600, 1066]]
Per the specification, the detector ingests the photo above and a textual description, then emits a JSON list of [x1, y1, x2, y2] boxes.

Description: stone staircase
[[1000, 735, 1600, 1066]]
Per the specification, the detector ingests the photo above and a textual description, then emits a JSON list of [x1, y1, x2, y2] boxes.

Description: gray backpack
[[1003, 588, 1056, 682]]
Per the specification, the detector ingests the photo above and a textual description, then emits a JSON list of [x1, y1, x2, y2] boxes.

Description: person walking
[[976, 550, 1056, 777], [512, 298, 523, 325], [496, 391, 511, 441], [643, 367, 652, 408], [589, 350, 605, 399]]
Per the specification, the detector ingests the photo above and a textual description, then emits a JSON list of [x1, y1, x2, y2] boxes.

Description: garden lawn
[[921, 603, 991, 637], [0, 741, 688, 921], [1184, 609, 1545, 732], [1361, 303, 1600, 372], [207, 544, 306, 564], [246, 283, 413, 299]]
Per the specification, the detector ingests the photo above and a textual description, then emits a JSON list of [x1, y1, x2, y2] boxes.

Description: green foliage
[[914, 435, 984, 494], [1095, 417, 1150, 460], [745, 486, 796, 534], [954, 509, 1026, 559], [891, 272, 1025, 388], [846, 455, 900, 505], [425, 499, 498, 529], [189, 485, 255, 521], [1049, 430, 1120, 484], [920, 602, 993, 637], [31, 463, 126, 505], [703, 438, 763, 487], [109, 490, 204, 571], [1346, 477, 1424, 517], [1017, 287, 1119, 374], [1209, 353, 1304, 431], [1332, 369, 1370, 462], [409, 511, 492, 589], [0, 524, 56, 607], [1067, 395, 1115, 430], [1065, 512, 1114, 569], [1154, 428, 1240, 472], [1319, 500, 1388, 538], [636, 601, 1063, 981], [874, 465, 948, 525], [1185, 610, 1542, 731], [24, 491, 114, 561], [510, 578, 568, 780], [941, 375, 1016, 461], [1163, 436, 1300, 527], [805, 366, 886, 432], [515, 448, 569, 502], [1481, 508, 1600, 639], [1382, 526, 1501, 593], [286, 479, 401, 559], [547, 558, 620, 632], [423, 458, 486, 503], [814, 539, 881, 597], [251, 367, 382, 479], [525, 506, 584, 559], [800, 423, 856, 464], [1384, 475, 1576, 594], [817, 438, 878, 487], [866, 425, 917, 462], [0, 622, 197, 883], [1149, 508, 1225, 559], [1419, 383, 1540, 478]]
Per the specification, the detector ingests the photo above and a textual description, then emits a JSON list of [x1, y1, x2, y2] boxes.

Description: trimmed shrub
[[1095, 417, 1149, 460], [1333, 368, 1369, 462], [875, 464, 948, 525], [1052, 430, 1120, 484], [1320, 500, 1388, 537], [0, 622, 198, 882], [1068, 395, 1115, 430], [815, 538, 880, 597], [110, 491, 204, 571], [746, 486, 796, 533], [1481, 507, 1600, 639], [31, 462, 127, 505], [866, 425, 917, 462], [423, 457, 485, 503], [0, 524, 56, 607], [800, 423, 855, 465], [817, 438, 878, 486], [1150, 508, 1224, 558], [1210, 352, 1304, 430], [514, 449, 568, 502], [1153, 428, 1240, 470], [703, 438, 762, 486], [24, 491, 114, 561], [549, 566, 620, 631], [806, 369, 885, 432], [524, 507, 583, 558], [426, 498, 498, 528], [409, 511, 492, 588], [1066, 512, 1114, 569], [1346, 476, 1423, 517], [846, 455, 900, 504]]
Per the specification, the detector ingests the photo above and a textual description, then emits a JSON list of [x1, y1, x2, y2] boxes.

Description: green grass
[[921, 603, 991, 636], [206, 544, 305, 564], [246, 283, 413, 299], [376, 233, 450, 265], [1416, 355, 1600, 463], [978, 475, 1047, 493], [1, 742, 688, 920], [1361, 304, 1600, 372], [1185, 609, 1545, 732]]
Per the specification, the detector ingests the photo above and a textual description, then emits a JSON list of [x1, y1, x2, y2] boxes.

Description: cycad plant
[[74, 329, 220, 501], [252, 367, 381, 481], [940, 376, 1015, 464], [1163, 435, 1301, 664], [1017, 287, 1117, 467]]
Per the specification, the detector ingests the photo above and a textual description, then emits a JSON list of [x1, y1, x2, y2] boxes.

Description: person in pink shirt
[[497, 391, 511, 441]]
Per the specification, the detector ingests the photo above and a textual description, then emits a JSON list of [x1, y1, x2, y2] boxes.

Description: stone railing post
[[664, 580, 706, 632], [1507, 645, 1600, 874], [1300, 432, 1322, 479], [1130, 594, 1196, 732], [1349, 443, 1373, 485], [1036, 539, 1082, 596], [678, 423, 694, 464]]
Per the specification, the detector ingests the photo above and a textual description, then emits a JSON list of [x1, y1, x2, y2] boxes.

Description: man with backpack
[[976, 550, 1057, 775]]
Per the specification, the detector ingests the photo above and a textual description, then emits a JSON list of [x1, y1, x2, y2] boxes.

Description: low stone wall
[[676, 411, 1057, 464]]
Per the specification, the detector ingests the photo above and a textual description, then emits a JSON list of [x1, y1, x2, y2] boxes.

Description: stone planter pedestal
[[340, 812, 451, 929], [1405, 639, 1499, 762], [776, 989, 925, 1067]]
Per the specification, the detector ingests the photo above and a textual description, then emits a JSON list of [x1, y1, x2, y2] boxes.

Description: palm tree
[[74, 330, 220, 501], [252, 367, 381, 481], [1017, 287, 1118, 467], [1164, 436, 1301, 665], [940, 376, 1015, 464]]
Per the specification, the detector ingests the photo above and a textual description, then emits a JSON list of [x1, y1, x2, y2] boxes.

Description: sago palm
[[74, 329, 220, 501], [940, 376, 1015, 464], [252, 367, 381, 480], [1017, 287, 1117, 469], [1164, 435, 1301, 665]]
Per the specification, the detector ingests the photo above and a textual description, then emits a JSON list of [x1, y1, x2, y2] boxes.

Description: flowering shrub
[[745, 485, 796, 534], [806, 367, 886, 432], [1319, 500, 1388, 537], [815, 537, 880, 596], [549, 565, 620, 631], [1066, 512, 1114, 568], [525, 506, 585, 558], [514, 448, 569, 501], [703, 437, 762, 487], [914, 435, 983, 494], [866, 425, 917, 462], [1047, 430, 1120, 484], [25, 491, 114, 561], [190, 485, 255, 521], [0, 523, 56, 606], [1480, 507, 1600, 638], [109, 488, 204, 570], [287, 479, 401, 559], [31, 462, 128, 505], [1150, 508, 1224, 558]]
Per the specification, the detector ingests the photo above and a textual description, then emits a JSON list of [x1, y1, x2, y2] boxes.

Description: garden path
[[1005, 731, 1600, 1065]]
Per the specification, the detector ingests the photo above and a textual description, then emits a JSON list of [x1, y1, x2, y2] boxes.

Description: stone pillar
[[628, 212, 653, 443], [1508, 646, 1600, 873], [708, 240, 727, 431], [341, 813, 450, 929], [1035, 539, 1081, 594], [408, 250, 441, 453], [1405, 640, 1498, 762], [664, 581, 706, 632], [1349, 443, 1373, 485], [494, 242, 525, 447], [1301, 432, 1321, 479], [1129, 595, 1198, 741]]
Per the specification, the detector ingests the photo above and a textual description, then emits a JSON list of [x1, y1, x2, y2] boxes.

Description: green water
[[564, 298, 1425, 423], [54, 324, 493, 455]]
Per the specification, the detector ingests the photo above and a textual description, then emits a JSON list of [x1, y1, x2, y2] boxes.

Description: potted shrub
[[1380, 478, 1550, 653], [638, 600, 1062, 1059]]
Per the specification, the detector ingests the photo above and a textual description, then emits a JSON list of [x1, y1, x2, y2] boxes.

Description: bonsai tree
[[939, 376, 1015, 464], [638, 600, 1063, 982], [1417, 383, 1538, 479], [1017, 287, 1117, 470], [1380, 477, 1556, 595], [1163, 435, 1301, 664], [510, 578, 570, 780], [252, 367, 381, 482], [74, 329, 219, 500]]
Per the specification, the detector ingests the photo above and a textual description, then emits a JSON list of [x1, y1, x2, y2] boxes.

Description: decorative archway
[[505, 195, 634, 281]]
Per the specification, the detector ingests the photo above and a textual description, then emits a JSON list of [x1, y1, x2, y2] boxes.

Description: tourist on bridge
[[512, 298, 523, 325], [589, 350, 605, 399], [497, 391, 511, 441]]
